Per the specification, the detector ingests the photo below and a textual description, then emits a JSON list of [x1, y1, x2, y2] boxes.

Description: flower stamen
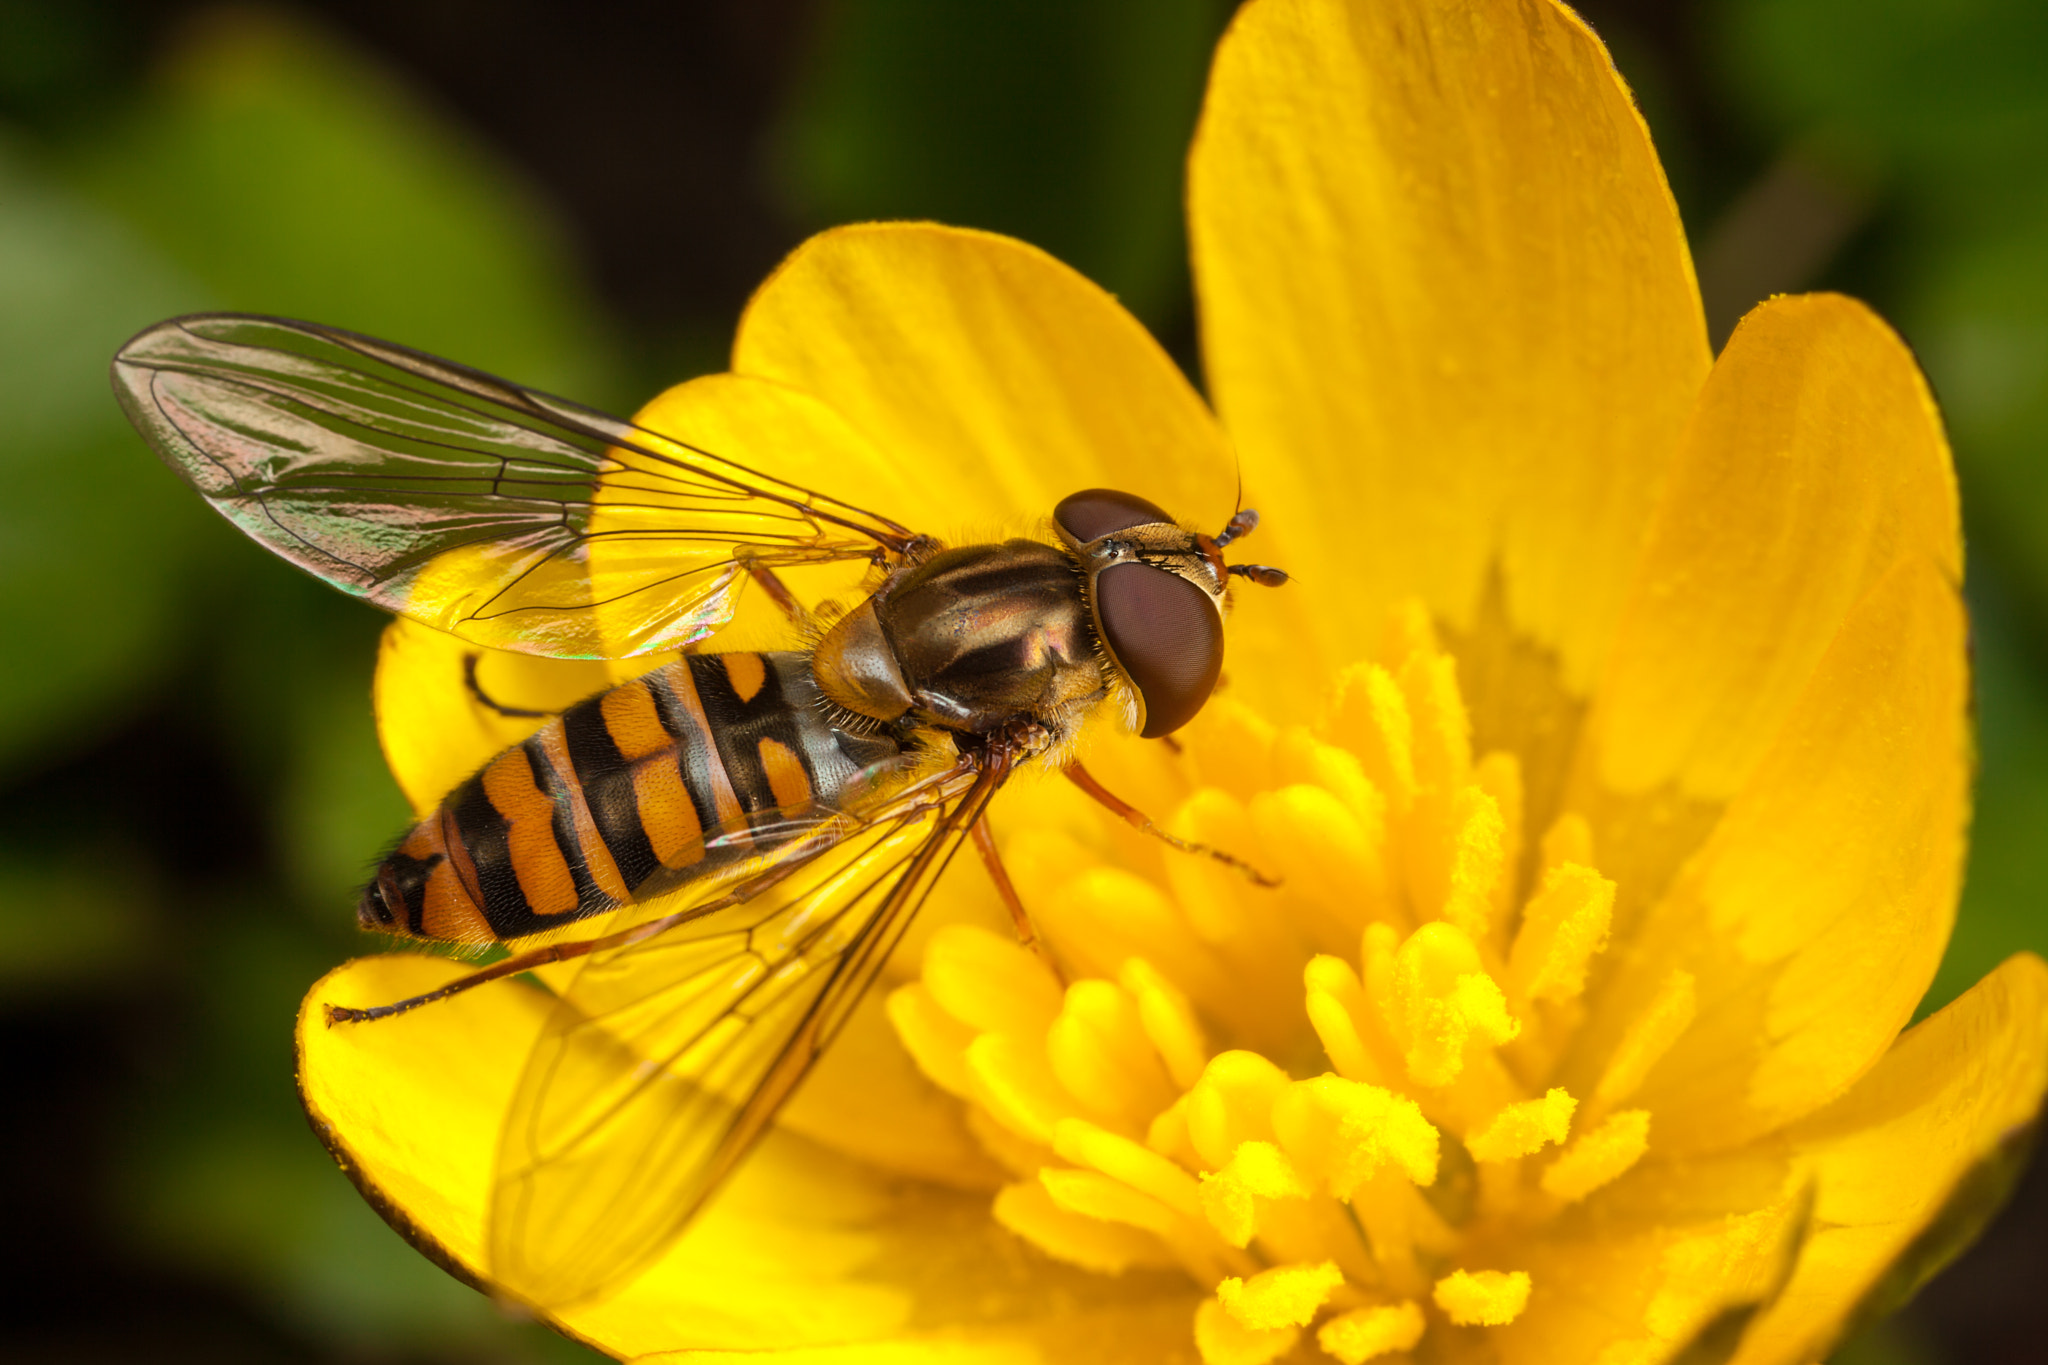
[[887, 604, 1690, 1362]]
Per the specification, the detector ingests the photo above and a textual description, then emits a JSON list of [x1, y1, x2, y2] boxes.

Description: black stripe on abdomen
[[561, 697, 663, 893], [688, 654, 817, 821], [448, 774, 527, 934], [522, 733, 608, 916], [645, 665, 731, 839]]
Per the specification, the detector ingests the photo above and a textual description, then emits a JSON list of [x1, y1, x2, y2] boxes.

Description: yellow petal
[[1190, 0, 1708, 686], [1577, 293, 1961, 811], [1566, 547, 1967, 1153], [297, 956, 1193, 1358], [1654, 553, 1965, 1149], [774, 988, 1006, 1193], [733, 222, 1237, 545], [1496, 1190, 1806, 1364], [1732, 953, 2048, 1365], [632, 1294, 1204, 1363]]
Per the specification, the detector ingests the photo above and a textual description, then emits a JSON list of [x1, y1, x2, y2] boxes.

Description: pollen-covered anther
[[1200, 1139, 1310, 1246], [1508, 862, 1615, 1003], [1381, 921, 1520, 1088], [1317, 1300, 1425, 1363], [1466, 1087, 1576, 1162], [1542, 1108, 1651, 1202], [1217, 1259, 1346, 1329], [1193, 1296, 1298, 1365], [1193, 1261, 1347, 1365], [1269, 1074, 1439, 1193], [1433, 1268, 1532, 1326], [886, 617, 1685, 1364], [1434, 783, 1507, 943]]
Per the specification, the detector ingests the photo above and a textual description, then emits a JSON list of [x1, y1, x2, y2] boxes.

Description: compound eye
[[1055, 488, 1175, 544], [1095, 561, 1223, 738], [358, 877, 398, 930]]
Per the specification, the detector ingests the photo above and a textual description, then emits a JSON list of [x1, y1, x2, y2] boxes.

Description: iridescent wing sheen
[[484, 757, 1004, 1308], [112, 314, 915, 659]]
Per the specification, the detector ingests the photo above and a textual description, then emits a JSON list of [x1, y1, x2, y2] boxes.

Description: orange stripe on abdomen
[[757, 737, 815, 818], [389, 817, 495, 942], [480, 746, 579, 917], [601, 679, 673, 761], [633, 754, 706, 869], [723, 652, 767, 703]]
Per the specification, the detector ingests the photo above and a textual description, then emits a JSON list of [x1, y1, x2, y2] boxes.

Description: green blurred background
[[0, 1, 2040, 1361]]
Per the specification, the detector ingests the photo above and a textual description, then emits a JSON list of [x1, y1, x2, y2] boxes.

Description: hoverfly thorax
[[810, 486, 1258, 745], [810, 539, 1105, 734], [1053, 488, 1228, 739]]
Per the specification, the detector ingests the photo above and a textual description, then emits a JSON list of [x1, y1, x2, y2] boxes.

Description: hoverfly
[[112, 313, 1286, 1308]]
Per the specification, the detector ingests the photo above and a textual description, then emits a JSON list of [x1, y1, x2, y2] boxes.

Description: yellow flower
[[298, 0, 2048, 1361]]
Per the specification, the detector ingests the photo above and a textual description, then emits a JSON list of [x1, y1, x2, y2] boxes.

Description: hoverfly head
[[1054, 488, 1285, 740]]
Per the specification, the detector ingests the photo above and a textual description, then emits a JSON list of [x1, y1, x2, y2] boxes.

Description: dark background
[[0, 1, 2043, 1360]]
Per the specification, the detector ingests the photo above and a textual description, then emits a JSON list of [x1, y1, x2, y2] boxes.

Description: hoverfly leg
[[970, 815, 1067, 987], [462, 653, 556, 719], [737, 553, 805, 624], [1064, 761, 1280, 888], [325, 936, 599, 1025]]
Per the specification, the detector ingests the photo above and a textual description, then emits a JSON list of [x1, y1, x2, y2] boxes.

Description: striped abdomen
[[359, 652, 906, 942]]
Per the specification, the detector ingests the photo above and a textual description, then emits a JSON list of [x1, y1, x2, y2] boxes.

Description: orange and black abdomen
[[359, 652, 906, 943]]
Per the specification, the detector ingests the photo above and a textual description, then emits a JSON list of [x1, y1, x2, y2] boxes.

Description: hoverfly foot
[[324, 997, 417, 1027]]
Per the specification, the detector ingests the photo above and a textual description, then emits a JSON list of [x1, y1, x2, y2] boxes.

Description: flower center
[[888, 603, 1687, 1364]]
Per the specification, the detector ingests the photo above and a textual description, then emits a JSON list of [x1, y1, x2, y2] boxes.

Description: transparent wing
[[112, 314, 916, 658], [485, 756, 1008, 1308]]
